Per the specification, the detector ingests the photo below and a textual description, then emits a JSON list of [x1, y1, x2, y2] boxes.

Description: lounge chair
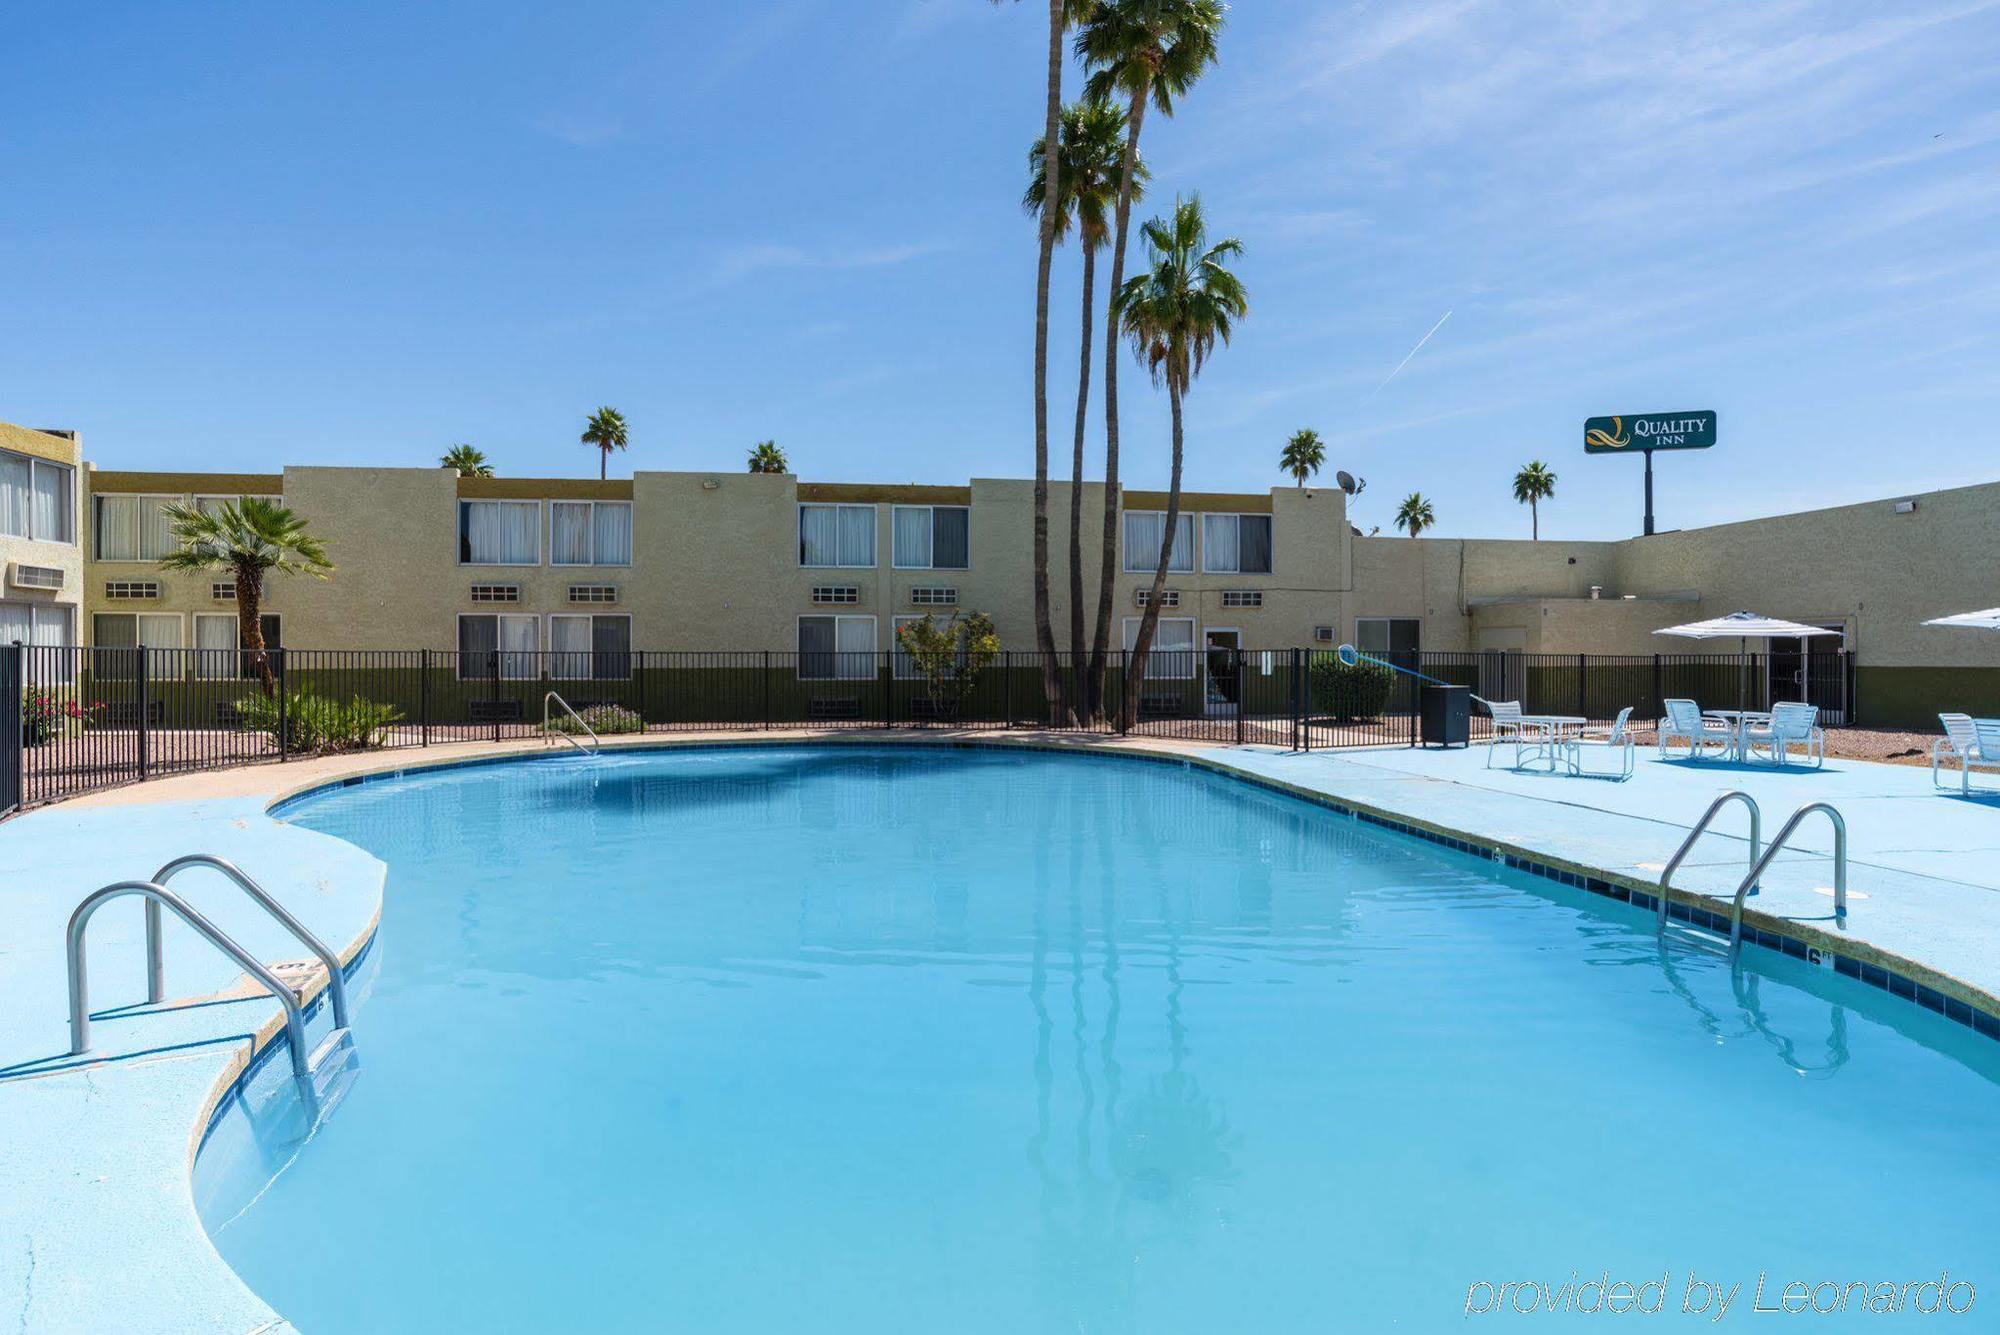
[[1658, 698, 1732, 761], [1473, 697, 1545, 770], [1745, 701, 1824, 768], [1564, 706, 1635, 780], [1933, 713, 2000, 794]]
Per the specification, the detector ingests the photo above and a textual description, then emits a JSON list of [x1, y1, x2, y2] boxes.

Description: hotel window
[[1201, 513, 1273, 574], [798, 504, 876, 569], [1356, 617, 1420, 656], [891, 505, 969, 570], [104, 580, 161, 600], [1122, 616, 1197, 679], [469, 584, 520, 603], [0, 451, 75, 544], [457, 613, 540, 680], [568, 584, 619, 604], [909, 586, 957, 606], [1134, 588, 1180, 608], [0, 601, 74, 649], [1220, 589, 1263, 608], [91, 612, 183, 680], [458, 500, 541, 566], [1122, 511, 1194, 573], [92, 494, 178, 561], [550, 500, 633, 567], [548, 613, 632, 681], [812, 586, 860, 605], [194, 494, 281, 518], [194, 613, 282, 679], [798, 614, 876, 680]]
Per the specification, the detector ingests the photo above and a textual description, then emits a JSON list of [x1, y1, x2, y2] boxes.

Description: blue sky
[[4, 1, 1996, 539]]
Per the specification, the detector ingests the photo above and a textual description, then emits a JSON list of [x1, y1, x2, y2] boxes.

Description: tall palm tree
[[1512, 459, 1557, 539], [157, 498, 333, 694], [747, 439, 789, 474], [1280, 428, 1324, 488], [1078, 0, 1226, 718], [440, 443, 493, 477], [1394, 492, 1435, 537], [1026, 97, 1147, 683], [580, 407, 628, 480], [1115, 196, 1247, 728]]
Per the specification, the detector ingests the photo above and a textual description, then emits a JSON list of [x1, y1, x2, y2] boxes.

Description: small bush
[[1309, 656, 1396, 722], [235, 691, 402, 753], [546, 703, 643, 736], [22, 688, 100, 745]]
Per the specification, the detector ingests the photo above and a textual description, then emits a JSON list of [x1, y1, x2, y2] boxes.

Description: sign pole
[[1643, 449, 1655, 536]]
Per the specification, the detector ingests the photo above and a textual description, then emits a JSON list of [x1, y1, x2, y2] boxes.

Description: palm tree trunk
[[1120, 374, 1184, 731], [1087, 86, 1149, 721], [1067, 242, 1096, 677], [1030, 0, 1069, 725], [1532, 499, 1538, 540], [600, 448, 607, 482], [237, 566, 273, 697]]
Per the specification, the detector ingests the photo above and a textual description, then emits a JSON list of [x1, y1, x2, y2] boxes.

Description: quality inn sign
[[1584, 412, 1716, 453]]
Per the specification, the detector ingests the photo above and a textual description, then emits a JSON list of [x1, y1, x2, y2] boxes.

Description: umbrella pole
[[1738, 639, 1747, 713]]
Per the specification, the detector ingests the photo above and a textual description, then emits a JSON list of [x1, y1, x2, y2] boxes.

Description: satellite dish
[[1335, 470, 1366, 496]]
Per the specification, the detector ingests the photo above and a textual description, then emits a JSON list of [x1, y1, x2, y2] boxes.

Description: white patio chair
[[1933, 713, 2000, 794], [1473, 697, 1545, 769], [1564, 706, 1635, 780], [1657, 698, 1731, 761], [1745, 701, 1824, 768]]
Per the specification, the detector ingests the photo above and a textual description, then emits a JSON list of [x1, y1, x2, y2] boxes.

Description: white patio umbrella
[[1923, 608, 2000, 630], [1653, 611, 1844, 708]]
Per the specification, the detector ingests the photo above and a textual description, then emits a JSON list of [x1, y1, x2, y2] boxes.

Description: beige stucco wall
[[0, 425, 85, 635]]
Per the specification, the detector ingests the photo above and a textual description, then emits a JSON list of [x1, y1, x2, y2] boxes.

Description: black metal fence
[[3, 644, 1839, 812]]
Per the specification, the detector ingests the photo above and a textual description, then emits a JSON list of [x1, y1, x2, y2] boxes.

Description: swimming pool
[[196, 746, 2000, 1331]]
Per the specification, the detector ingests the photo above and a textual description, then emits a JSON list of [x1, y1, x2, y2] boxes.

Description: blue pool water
[[197, 747, 2000, 1331]]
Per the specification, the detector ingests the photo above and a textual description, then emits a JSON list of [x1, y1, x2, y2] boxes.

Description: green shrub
[[235, 691, 402, 753], [1309, 656, 1396, 722], [546, 703, 643, 736]]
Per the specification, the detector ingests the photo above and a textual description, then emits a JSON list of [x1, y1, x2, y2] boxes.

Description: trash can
[[1420, 684, 1470, 748]]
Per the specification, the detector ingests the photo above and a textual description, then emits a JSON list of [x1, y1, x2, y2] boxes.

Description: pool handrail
[[543, 691, 601, 756], [1728, 802, 1847, 953], [67, 880, 313, 1079], [149, 854, 350, 1031], [1657, 790, 1761, 932]]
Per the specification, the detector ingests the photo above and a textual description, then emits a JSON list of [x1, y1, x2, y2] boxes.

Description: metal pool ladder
[[544, 691, 601, 756], [66, 856, 355, 1083], [1656, 793, 1849, 958], [1656, 791, 1762, 940]]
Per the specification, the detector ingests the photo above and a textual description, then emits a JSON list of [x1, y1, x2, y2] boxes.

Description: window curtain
[[96, 494, 173, 560], [592, 614, 631, 678], [893, 507, 931, 568], [0, 601, 32, 645], [458, 615, 498, 680], [549, 614, 592, 679], [800, 506, 839, 566], [1123, 512, 1192, 573], [551, 502, 593, 564], [499, 614, 538, 679], [835, 614, 875, 680], [837, 506, 875, 567], [1239, 515, 1273, 573], [0, 455, 30, 539], [31, 463, 71, 543], [464, 501, 539, 564], [195, 614, 237, 680], [1202, 514, 1240, 573], [30, 605, 71, 649], [798, 616, 835, 678], [931, 507, 969, 569], [592, 503, 632, 565], [137, 614, 183, 650], [1124, 617, 1195, 680]]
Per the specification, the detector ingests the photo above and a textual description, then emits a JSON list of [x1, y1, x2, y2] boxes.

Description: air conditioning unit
[[9, 563, 64, 592], [1313, 626, 1335, 643]]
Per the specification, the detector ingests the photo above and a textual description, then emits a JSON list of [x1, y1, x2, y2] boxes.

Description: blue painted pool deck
[[0, 796, 384, 1334], [1, 735, 1997, 1333], [1209, 742, 2000, 1005]]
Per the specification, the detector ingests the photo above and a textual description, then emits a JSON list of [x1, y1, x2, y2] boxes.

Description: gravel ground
[[1625, 723, 1940, 767]]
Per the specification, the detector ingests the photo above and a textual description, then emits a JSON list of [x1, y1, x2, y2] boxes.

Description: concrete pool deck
[[2, 729, 1997, 1332]]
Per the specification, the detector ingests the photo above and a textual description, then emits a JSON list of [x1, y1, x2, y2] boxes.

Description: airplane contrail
[[1363, 309, 1452, 400]]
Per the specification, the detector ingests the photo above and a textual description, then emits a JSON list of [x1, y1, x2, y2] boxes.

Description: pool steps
[[1655, 792, 1849, 959]]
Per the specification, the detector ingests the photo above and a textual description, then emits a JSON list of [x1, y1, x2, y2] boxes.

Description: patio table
[[1702, 709, 1772, 762], [1517, 715, 1588, 771]]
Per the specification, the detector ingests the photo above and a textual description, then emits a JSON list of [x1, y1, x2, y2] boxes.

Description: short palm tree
[[440, 443, 493, 477], [747, 439, 789, 474], [1513, 460, 1557, 539], [1116, 195, 1247, 728], [158, 498, 333, 694], [1394, 492, 1435, 537], [580, 407, 628, 480], [1077, 0, 1226, 718], [1280, 428, 1325, 488], [1027, 97, 1147, 677]]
